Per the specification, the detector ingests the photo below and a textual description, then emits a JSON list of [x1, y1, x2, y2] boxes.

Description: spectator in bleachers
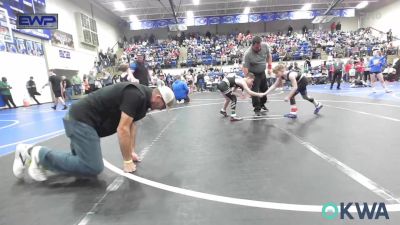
[[172, 75, 190, 103], [355, 58, 365, 81], [387, 29, 393, 42], [331, 22, 336, 33], [393, 58, 400, 81], [62, 76, 73, 105], [344, 60, 354, 82], [288, 25, 293, 36], [166, 74, 174, 88], [87, 72, 96, 92], [330, 58, 344, 90], [132, 53, 150, 86], [118, 64, 138, 83], [302, 25, 308, 35], [71, 74, 82, 95], [336, 22, 342, 31]]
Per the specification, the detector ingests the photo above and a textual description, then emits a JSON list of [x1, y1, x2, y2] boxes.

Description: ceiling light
[[301, 3, 312, 11], [243, 7, 250, 14], [249, 0, 256, 2], [356, 1, 369, 9], [193, 0, 200, 5], [114, 2, 126, 11]]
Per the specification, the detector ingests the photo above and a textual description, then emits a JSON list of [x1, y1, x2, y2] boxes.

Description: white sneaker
[[385, 89, 392, 93], [12, 144, 33, 179], [28, 146, 47, 181], [372, 88, 377, 93]]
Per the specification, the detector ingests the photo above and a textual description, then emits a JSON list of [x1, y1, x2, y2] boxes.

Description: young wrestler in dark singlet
[[217, 73, 266, 121], [265, 64, 323, 119]]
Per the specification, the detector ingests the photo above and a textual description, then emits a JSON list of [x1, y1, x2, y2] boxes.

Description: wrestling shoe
[[314, 103, 323, 114], [219, 110, 228, 117], [284, 113, 297, 119], [13, 144, 33, 179], [230, 116, 243, 122]]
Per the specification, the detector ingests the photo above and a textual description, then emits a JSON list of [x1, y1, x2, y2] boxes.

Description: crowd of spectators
[[119, 27, 398, 70]]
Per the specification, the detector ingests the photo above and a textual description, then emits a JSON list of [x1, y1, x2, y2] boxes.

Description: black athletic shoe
[[62, 106, 68, 110], [219, 110, 228, 117], [51, 106, 56, 110], [254, 110, 262, 116], [337, 87, 341, 90], [261, 105, 269, 112]]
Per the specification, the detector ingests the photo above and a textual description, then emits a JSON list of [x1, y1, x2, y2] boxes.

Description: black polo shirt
[[70, 83, 152, 137], [49, 75, 62, 91], [133, 63, 150, 86]]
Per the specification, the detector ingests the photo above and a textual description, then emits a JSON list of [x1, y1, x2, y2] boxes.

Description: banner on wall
[[51, 30, 74, 50], [59, 49, 71, 59], [0, 0, 51, 40], [130, 8, 356, 30], [0, 7, 13, 43], [0, 35, 43, 56]]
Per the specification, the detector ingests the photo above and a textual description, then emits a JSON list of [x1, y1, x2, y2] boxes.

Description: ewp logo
[[322, 202, 389, 220], [17, 14, 58, 29]]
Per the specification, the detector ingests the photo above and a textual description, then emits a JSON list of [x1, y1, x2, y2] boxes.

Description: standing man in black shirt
[[26, 76, 41, 105], [43, 70, 67, 110], [133, 53, 150, 86], [13, 83, 175, 181]]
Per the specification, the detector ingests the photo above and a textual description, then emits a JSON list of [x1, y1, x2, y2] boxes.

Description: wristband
[[268, 64, 272, 70], [123, 160, 133, 164]]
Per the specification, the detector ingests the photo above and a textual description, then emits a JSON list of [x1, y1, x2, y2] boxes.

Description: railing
[[367, 27, 399, 41]]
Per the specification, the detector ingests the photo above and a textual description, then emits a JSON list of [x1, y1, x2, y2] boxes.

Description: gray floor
[[1, 91, 400, 225]]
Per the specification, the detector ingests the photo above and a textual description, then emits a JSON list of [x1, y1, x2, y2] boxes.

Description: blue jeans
[[39, 116, 104, 176], [65, 87, 73, 103]]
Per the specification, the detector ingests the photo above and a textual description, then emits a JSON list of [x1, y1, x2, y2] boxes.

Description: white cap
[[158, 86, 175, 109]]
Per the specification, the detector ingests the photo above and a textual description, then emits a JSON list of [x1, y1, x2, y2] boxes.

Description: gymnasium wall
[[0, 34, 52, 106], [0, 0, 123, 107], [360, 0, 400, 40], [44, 0, 122, 73]]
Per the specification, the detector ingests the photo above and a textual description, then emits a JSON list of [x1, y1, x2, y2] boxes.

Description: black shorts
[[370, 72, 381, 78], [295, 77, 308, 96], [53, 89, 62, 98], [217, 81, 231, 95]]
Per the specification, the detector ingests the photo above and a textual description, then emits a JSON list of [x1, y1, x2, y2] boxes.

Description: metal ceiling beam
[[167, 0, 178, 23], [324, 0, 344, 15]]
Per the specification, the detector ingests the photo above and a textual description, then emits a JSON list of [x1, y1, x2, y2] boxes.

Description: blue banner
[[195, 17, 207, 26], [249, 14, 262, 23], [155, 20, 169, 28], [130, 9, 355, 30], [207, 16, 220, 25], [221, 15, 235, 24], [234, 14, 248, 23]]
